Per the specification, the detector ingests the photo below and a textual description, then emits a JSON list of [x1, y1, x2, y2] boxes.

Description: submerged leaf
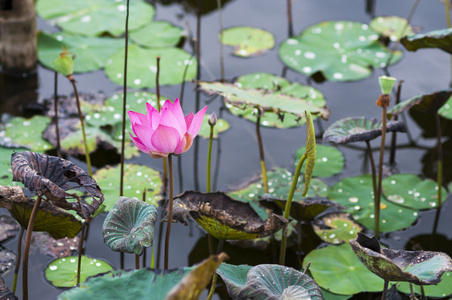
[[11, 151, 104, 219], [221, 26, 275, 57], [102, 197, 157, 255], [351, 233, 452, 285], [401, 27, 452, 54], [370, 16, 414, 42], [171, 191, 287, 240], [31, 232, 79, 258], [130, 20, 184, 48]]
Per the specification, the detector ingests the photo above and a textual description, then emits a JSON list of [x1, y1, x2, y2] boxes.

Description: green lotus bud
[[208, 112, 217, 126], [51, 49, 74, 77], [378, 76, 396, 95]]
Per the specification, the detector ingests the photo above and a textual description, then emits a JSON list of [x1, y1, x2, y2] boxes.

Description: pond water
[[1, 0, 452, 299]]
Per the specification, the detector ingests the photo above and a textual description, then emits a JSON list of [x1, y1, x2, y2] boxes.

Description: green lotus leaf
[[321, 288, 352, 300], [279, 21, 402, 82], [323, 117, 406, 144], [388, 89, 452, 118], [227, 74, 326, 128], [351, 233, 452, 285], [313, 212, 363, 244], [171, 191, 287, 240], [438, 96, 452, 120], [94, 164, 163, 212], [166, 253, 229, 300], [328, 175, 418, 232], [9, 199, 83, 239], [217, 263, 323, 299], [197, 114, 230, 139], [102, 197, 157, 255], [130, 20, 184, 48], [295, 144, 344, 178], [0, 115, 52, 152], [0, 147, 29, 186], [105, 44, 197, 88], [198, 81, 330, 122], [221, 26, 275, 57], [0, 247, 16, 277], [38, 32, 124, 73], [382, 174, 447, 210], [58, 267, 195, 299], [46, 255, 114, 287], [36, 0, 155, 37], [304, 242, 384, 295], [401, 27, 452, 54], [397, 272, 452, 297], [370, 16, 414, 42]]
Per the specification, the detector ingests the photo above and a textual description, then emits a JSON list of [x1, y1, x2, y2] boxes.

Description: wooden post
[[0, 0, 37, 75]]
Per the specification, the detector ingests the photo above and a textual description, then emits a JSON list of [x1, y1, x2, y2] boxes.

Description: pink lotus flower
[[128, 99, 207, 159]]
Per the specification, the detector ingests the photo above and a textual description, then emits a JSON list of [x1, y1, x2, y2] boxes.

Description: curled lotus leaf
[[401, 27, 452, 54], [102, 197, 157, 255], [323, 117, 406, 144], [11, 151, 104, 219], [350, 233, 452, 285], [216, 263, 324, 300], [171, 191, 287, 240], [387, 89, 452, 118]]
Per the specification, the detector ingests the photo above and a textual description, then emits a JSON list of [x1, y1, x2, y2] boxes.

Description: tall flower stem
[[389, 81, 403, 165], [279, 153, 306, 265], [375, 104, 388, 239], [287, 0, 294, 37], [366, 140, 377, 200], [435, 113, 443, 207], [69, 79, 92, 176], [76, 222, 87, 286], [164, 154, 174, 270], [54, 71, 61, 158], [22, 195, 42, 300], [216, 0, 225, 81], [445, 0, 452, 86], [206, 239, 225, 300], [256, 114, 269, 193], [381, 280, 389, 300], [207, 116, 216, 254], [12, 227, 24, 294]]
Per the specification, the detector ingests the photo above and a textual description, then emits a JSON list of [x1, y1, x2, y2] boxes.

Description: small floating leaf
[[382, 174, 447, 210], [295, 144, 344, 178], [401, 27, 452, 54], [102, 197, 157, 255], [221, 26, 275, 57], [130, 20, 184, 48], [370, 16, 414, 42], [45, 256, 114, 287], [313, 212, 363, 244]]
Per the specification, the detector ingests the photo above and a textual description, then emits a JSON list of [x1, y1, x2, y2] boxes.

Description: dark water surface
[[2, 0, 452, 299]]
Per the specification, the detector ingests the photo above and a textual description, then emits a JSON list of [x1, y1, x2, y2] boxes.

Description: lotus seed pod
[[51, 50, 74, 78], [378, 76, 397, 95]]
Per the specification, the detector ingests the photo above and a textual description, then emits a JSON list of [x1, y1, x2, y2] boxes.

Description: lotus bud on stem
[[375, 76, 396, 239], [207, 113, 217, 255]]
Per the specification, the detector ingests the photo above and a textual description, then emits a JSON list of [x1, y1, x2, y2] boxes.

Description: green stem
[[54, 71, 61, 158], [207, 124, 214, 193], [279, 153, 306, 265], [255, 114, 268, 193], [216, 0, 225, 81], [70, 79, 92, 176], [435, 113, 443, 207], [164, 154, 174, 270], [206, 239, 224, 300], [375, 106, 388, 239], [12, 227, 24, 294], [22, 195, 42, 300], [366, 140, 377, 199], [446, 0, 452, 86], [76, 222, 86, 286]]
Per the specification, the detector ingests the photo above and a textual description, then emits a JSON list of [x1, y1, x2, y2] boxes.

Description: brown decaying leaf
[[0, 185, 28, 210], [31, 232, 79, 258], [11, 151, 104, 219]]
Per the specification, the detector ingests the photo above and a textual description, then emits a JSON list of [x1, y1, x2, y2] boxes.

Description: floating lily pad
[[36, 0, 155, 37], [351, 233, 452, 285], [279, 21, 402, 82], [0, 247, 16, 277], [46, 256, 113, 287], [438, 96, 452, 120], [295, 144, 344, 178], [130, 21, 184, 48], [397, 272, 452, 297], [328, 175, 418, 232], [1, 115, 52, 152], [166, 253, 229, 299], [226, 77, 326, 128], [38, 32, 124, 73], [9, 199, 83, 239], [401, 27, 452, 54], [216, 263, 323, 299], [11, 151, 104, 219], [382, 174, 447, 210], [58, 267, 195, 299], [313, 212, 363, 244], [102, 197, 157, 255], [221, 26, 275, 57], [304, 242, 384, 295], [94, 164, 163, 212], [388, 89, 452, 118], [171, 191, 287, 240], [197, 114, 230, 139], [323, 117, 406, 144], [370, 16, 414, 42], [105, 44, 197, 88], [199, 81, 330, 124]]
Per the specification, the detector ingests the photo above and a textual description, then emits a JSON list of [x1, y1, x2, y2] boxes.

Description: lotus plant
[[128, 98, 207, 269]]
